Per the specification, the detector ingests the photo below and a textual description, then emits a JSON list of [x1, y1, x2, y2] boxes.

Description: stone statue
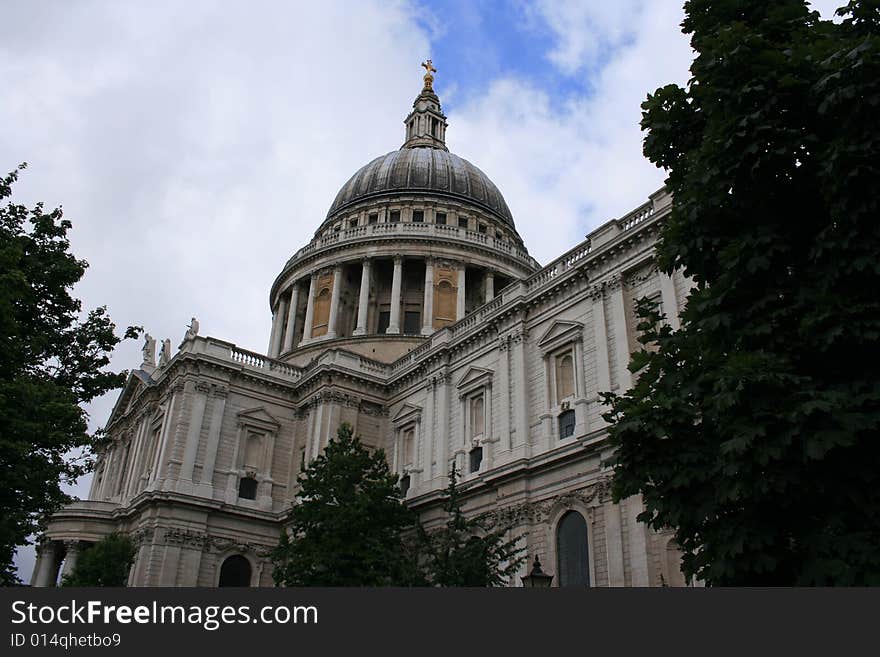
[[141, 333, 156, 368], [421, 59, 436, 90], [184, 316, 200, 341], [159, 339, 172, 367]]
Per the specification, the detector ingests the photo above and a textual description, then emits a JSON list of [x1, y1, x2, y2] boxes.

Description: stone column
[[659, 271, 680, 330], [198, 387, 228, 497], [326, 265, 343, 338], [421, 257, 434, 335], [609, 276, 631, 391], [300, 273, 317, 345], [124, 416, 148, 498], [573, 338, 588, 436], [422, 379, 435, 481], [281, 285, 300, 353], [270, 296, 288, 357], [266, 307, 279, 356], [353, 259, 371, 336], [437, 372, 449, 477], [456, 263, 466, 319], [497, 337, 511, 452], [591, 289, 611, 428], [60, 541, 81, 581], [604, 501, 626, 586], [512, 326, 530, 458], [626, 497, 650, 586], [32, 542, 60, 587], [151, 387, 179, 485], [178, 381, 209, 491], [387, 256, 403, 334], [485, 270, 495, 302]]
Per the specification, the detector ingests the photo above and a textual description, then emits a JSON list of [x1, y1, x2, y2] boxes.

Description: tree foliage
[[60, 533, 136, 587], [271, 423, 423, 586], [0, 164, 138, 585], [419, 466, 525, 587], [603, 1, 880, 585]]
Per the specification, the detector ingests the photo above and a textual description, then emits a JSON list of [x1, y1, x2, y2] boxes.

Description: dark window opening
[[469, 446, 483, 473], [368, 213, 378, 225], [349, 218, 358, 229], [478, 224, 487, 234], [412, 210, 424, 222], [435, 212, 447, 225], [403, 311, 421, 335], [389, 210, 400, 223], [238, 476, 258, 500], [333, 224, 341, 232], [218, 555, 252, 587], [377, 311, 391, 334], [558, 410, 576, 439], [458, 217, 469, 229], [399, 474, 411, 496], [557, 511, 590, 587]]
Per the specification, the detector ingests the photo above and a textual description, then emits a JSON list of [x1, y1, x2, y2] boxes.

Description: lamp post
[[521, 555, 553, 588]]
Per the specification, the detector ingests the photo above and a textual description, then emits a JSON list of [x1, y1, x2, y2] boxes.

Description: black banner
[[1, 588, 876, 655]]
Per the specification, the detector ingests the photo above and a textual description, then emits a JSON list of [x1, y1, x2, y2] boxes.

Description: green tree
[[60, 533, 136, 587], [271, 423, 423, 586], [603, 1, 880, 585], [0, 164, 138, 585], [420, 466, 525, 587]]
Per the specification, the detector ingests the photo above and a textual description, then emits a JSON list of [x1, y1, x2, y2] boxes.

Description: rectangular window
[[435, 212, 446, 225], [458, 217, 469, 229], [469, 446, 483, 473], [238, 476, 258, 500], [412, 210, 424, 222], [349, 218, 359, 229], [558, 410, 576, 439], [368, 213, 378, 225], [403, 311, 421, 334], [389, 210, 400, 223], [478, 223, 487, 234], [377, 311, 391, 334]]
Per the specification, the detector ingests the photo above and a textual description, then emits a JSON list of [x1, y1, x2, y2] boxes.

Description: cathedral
[[32, 63, 692, 588]]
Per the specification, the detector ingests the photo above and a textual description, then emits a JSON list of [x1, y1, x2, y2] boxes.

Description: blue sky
[[1, 0, 843, 582]]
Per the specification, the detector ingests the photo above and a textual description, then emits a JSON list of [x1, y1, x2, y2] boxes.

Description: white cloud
[[527, 0, 646, 75], [449, 2, 691, 265], [2, 0, 431, 581]]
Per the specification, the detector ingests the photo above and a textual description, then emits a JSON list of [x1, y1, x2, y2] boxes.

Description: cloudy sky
[[3, 0, 840, 581]]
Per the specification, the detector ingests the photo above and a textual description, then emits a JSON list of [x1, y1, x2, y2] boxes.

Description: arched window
[[218, 555, 252, 587], [556, 511, 590, 587], [312, 287, 331, 336], [435, 279, 456, 327], [555, 352, 575, 402], [470, 395, 484, 439]]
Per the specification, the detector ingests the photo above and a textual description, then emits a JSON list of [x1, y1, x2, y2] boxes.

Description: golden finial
[[421, 59, 437, 90]]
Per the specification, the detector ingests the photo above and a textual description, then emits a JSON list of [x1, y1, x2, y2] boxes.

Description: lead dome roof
[[326, 147, 515, 228]]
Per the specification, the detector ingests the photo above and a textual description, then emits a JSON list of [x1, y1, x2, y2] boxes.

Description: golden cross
[[422, 59, 436, 76]]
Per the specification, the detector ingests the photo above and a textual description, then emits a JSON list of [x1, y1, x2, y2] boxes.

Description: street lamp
[[521, 555, 553, 588]]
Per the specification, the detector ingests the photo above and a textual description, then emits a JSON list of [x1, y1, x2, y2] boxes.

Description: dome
[[326, 147, 515, 227]]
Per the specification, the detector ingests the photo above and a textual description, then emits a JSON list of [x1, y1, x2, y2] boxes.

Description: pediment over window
[[537, 320, 584, 353], [392, 403, 422, 427], [456, 366, 493, 395], [237, 407, 280, 432]]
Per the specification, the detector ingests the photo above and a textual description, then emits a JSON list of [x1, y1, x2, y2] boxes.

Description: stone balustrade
[[286, 221, 538, 270]]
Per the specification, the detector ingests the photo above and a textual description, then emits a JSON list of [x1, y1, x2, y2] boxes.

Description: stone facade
[[34, 71, 693, 588]]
